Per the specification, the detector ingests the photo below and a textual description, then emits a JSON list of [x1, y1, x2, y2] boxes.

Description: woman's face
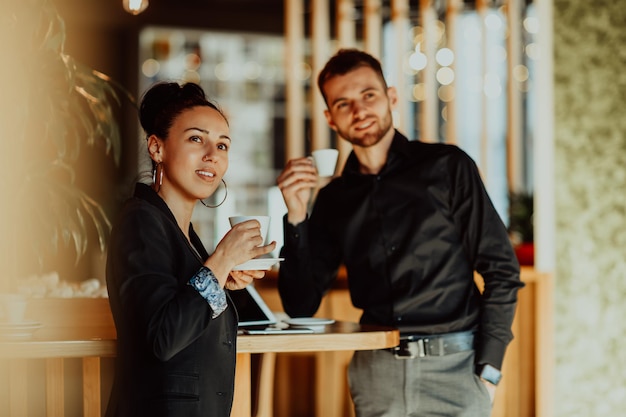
[[151, 105, 230, 205]]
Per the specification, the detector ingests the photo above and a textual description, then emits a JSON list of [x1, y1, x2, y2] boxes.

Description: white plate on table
[[284, 317, 335, 328], [232, 258, 284, 271]]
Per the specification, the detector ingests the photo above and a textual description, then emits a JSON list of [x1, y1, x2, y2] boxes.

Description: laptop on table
[[229, 286, 313, 334]]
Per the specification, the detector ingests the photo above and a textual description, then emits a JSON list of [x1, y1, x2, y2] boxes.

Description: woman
[[105, 81, 275, 417]]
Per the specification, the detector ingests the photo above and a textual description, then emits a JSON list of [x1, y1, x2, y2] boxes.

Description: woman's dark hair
[[139, 81, 227, 140], [317, 48, 388, 104]]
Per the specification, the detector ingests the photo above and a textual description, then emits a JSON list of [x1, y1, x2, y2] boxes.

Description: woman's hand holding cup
[[206, 216, 275, 286]]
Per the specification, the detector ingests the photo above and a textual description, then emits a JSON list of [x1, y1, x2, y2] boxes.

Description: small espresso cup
[[228, 215, 270, 246], [312, 149, 339, 177]]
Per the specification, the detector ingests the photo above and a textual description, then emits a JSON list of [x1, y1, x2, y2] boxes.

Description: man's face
[[322, 66, 397, 148]]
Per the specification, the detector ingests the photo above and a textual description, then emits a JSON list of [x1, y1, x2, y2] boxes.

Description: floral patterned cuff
[[188, 266, 227, 318]]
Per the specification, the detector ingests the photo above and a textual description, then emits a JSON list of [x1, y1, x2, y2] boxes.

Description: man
[[276, 48, 523, 416]]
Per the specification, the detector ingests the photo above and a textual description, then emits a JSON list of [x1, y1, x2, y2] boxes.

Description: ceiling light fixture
[[123, 0, 149, 15]]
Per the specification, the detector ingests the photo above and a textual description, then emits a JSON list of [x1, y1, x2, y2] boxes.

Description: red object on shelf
[[515, 243, 534, 266]]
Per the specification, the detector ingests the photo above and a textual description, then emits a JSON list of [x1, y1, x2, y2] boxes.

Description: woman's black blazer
[[105, 183, 238, 417]]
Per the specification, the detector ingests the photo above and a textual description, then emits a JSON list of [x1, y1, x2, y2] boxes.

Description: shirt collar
[[341, 129, 413, 178]]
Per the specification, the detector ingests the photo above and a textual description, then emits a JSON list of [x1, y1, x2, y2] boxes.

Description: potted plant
[[0, 0, 134, 294], [508, 191, 534, 265]]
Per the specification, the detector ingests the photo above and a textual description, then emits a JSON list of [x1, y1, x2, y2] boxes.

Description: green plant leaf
[[3, 0, 135, 274]]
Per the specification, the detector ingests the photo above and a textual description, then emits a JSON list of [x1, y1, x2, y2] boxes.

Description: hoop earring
[[152, 163, 164, 193], [200, 179, 228, 208]]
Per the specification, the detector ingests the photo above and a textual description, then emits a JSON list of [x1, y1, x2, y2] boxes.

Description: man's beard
[[338, 112, 393, 148]]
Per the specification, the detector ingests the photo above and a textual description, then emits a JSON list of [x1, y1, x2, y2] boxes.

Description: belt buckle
[[393, 338, 425, 359]]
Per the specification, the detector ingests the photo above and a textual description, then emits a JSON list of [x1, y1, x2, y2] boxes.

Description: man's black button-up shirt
[[278, 131, 523, 368]]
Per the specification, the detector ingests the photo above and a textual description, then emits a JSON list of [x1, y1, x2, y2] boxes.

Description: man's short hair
[[317, 48, 388, 104]]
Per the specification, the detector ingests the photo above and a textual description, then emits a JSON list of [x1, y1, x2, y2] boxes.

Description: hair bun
[[139, 82, 182, 135]]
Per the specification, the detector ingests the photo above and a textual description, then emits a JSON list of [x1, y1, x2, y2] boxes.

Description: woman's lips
[[196, 169, 216, 180]]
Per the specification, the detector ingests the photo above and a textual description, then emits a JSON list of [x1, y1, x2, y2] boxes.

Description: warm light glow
[[513, 64, 530, 82], [523, 16, 540, 34], [525, 42, 540, 60], [141, 58, 160, 78], [411, 83, 425, 101], [436, 48, 454, 67], [123, 0, 149, 15], [409, 51, 427, 71], [298, 62, 312, 81], [438, 85, 454, 102], [485, 13, 503, 31], [403, 52, 419, 75], [436, 67, 455, 86], [183, 70, 201, 84], [185, 53, 201, 71], [214, 62, 232, 81], [244, 61, 262, 80], [434, 21, 446, 45], [410, 26, 423, 42]]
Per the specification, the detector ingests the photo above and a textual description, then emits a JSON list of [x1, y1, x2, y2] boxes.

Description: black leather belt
[[391, 331, 474, 359]]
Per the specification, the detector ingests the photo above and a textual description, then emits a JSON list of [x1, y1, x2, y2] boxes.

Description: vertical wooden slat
[[253, 353, 277, 417], [364, 0, 382, 57], [45, 358, 64, 417], [390, 0, 410, 134], [83, 357, 102, 417], [232, 353, 252, 417], [532, 0, 556, 273], [516, 282, 536, 417], [336, 0, 356, 48], [315, 351, 347, 417], [535, 273, 554, 417], [9, 359, 28, 417], [311, 0, 331, 151], [284, 0, 306, 161], [477, 0, 489, 178], [531, 0, 557, 406], [335, 0, 356, 171], [444, 0, 463, 145], [506, 0, 524, 192], [419, 0, 438, 142], [505, 295, 523, 417]]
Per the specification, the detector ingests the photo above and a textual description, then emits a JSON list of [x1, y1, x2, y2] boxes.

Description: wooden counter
[[0, 265, 550, 417], [232, 322, 398, 417], [0, 303, 398, 417]]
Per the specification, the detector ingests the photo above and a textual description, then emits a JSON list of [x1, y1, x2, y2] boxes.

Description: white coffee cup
[[0, 293, 28, 324], [228, 215, 270, 246], [312, 149, 339, 177]]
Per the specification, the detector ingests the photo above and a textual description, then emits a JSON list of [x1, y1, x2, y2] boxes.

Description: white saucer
[[0, 320, 43, 340], [284, 317, 335, 328], [232, 258, 284, 271]]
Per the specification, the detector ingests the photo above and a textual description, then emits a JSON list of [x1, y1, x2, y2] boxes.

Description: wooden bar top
[[0, 320, 398, 359], [237, 321, 398, 353]]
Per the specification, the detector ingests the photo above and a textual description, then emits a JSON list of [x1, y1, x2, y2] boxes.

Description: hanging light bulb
[[123, 0, 149, 15]]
